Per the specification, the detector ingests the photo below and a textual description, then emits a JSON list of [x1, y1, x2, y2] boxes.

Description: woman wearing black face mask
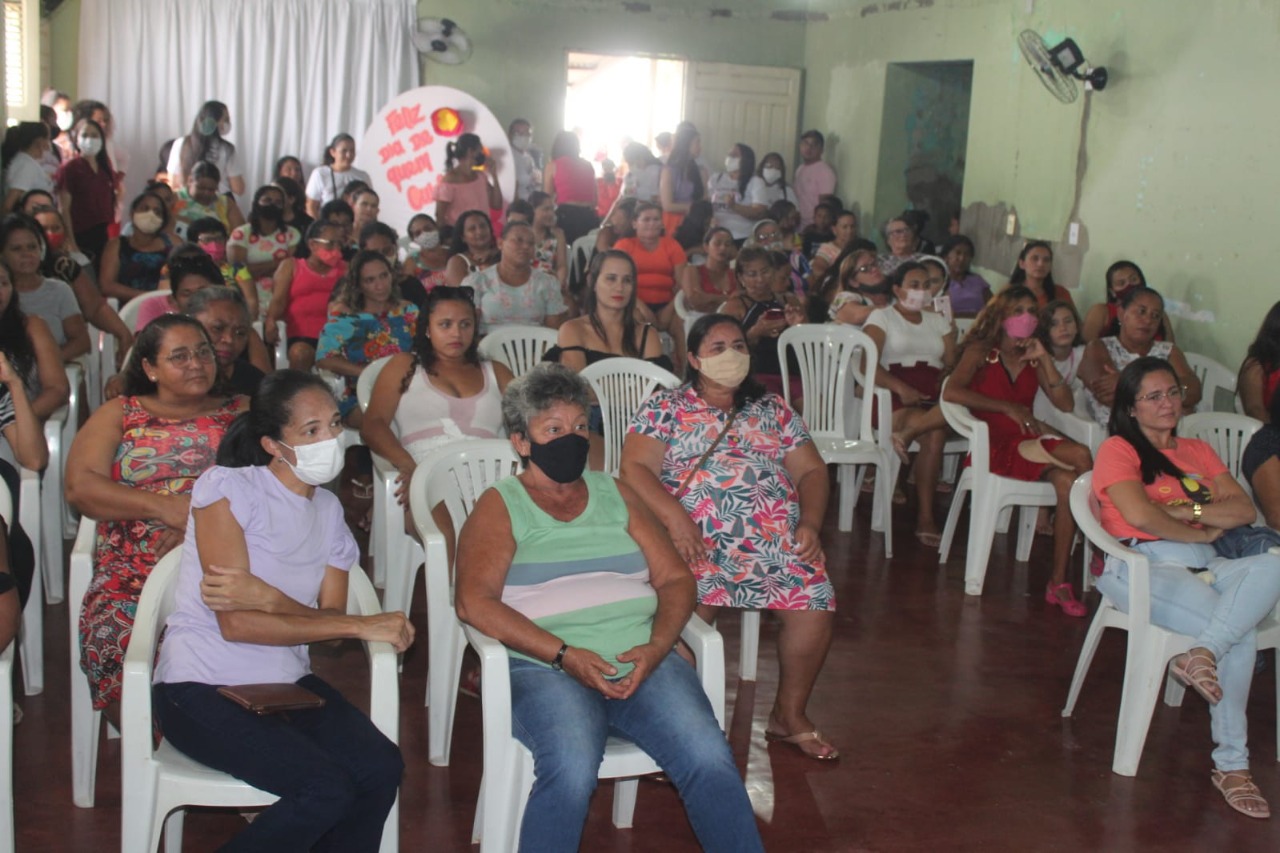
[[808, 246, 892, 326], [228, 184, 301, 321], [454, 362, 764, 851]]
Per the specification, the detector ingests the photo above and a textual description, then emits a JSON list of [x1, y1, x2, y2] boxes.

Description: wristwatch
[[1192, 503, 1204, 522], [549, 643, 569, 671]]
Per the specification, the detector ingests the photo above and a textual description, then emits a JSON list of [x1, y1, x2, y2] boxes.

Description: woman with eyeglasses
[[1078, 286, 1201, 429], [877, 215, 924, 277], [1093, 356, 1280, 819], [66, 313, 247, 732], [808, 247, 890, 327], [264, 221, 347, 371]]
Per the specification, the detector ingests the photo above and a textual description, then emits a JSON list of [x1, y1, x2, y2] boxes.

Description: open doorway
[[564, 52, 686, 168], [873, 61, 974, 248]]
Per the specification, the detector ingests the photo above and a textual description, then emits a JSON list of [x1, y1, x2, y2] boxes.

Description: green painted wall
[[415, 0, 806, 147], [48, 0, 79, 96], [802, 0, 1280, 369]]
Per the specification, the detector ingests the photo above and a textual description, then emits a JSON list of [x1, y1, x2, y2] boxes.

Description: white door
[[682, 62, 803, 173]]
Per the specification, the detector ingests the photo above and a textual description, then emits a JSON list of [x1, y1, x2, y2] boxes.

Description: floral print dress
[[630, 386, 835, 611], [228, 224, 301, 319], [316, 302, 419, 416], [79, 395, 243, 709]]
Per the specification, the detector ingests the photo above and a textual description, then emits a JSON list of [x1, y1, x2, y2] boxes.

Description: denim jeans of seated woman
[[153, 675, 403, 853], [1096, 541, 1280, 772], [509, 650, 764, 853]]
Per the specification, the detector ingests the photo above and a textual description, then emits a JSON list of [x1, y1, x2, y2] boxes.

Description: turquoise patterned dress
[[316, 302, 419, 416], [629, 386, 835, 611]]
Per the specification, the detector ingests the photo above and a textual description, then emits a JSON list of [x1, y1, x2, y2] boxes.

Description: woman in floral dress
[[622, 313, 839, 760], [316, 250, 418, 429], [227, 183, 301, 320], [65, 314, 245, 725]]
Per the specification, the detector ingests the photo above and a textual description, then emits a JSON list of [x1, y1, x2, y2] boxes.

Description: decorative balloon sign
[[357, 85, 513, 233]]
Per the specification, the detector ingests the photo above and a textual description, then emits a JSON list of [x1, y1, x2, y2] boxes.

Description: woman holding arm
[[434, 134, 502, 230], [66, 315, 245, 726], [807, 210, 861, 286], [1081, 260, 1172, 343], [1093, 356, 1280, 818], [443, 210, 499, 288], [152, 370, 411, 850], [0, 261, 67, 421], [943, 287, 1093, 616], [467, 222, 567, 335], [455, 363, 763, 851], [622, 314, 839, 760], [0, 265, 52, 470], [809, 247, 892, 327], [679, 226, 738, 314]]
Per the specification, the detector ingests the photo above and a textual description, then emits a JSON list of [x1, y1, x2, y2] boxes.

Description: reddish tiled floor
[[15, 490, 1280, 850]]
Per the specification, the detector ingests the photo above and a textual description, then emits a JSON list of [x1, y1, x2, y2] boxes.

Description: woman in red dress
[[943, 286, 1093, 616]]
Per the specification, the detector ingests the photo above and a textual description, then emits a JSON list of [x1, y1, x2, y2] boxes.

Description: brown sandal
[[1212, 770, 1271, 819], [1170, 649, 1222, 705], [764, 728, 840, 760]]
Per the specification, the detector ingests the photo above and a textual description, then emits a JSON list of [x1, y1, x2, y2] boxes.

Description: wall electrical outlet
[[1068, 222, 1080, 245], [1006, 213, 1017, 236]]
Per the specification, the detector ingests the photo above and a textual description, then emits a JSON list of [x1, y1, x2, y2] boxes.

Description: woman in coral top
[[613, 201, 687, 365], [264, 221, 346, 371]]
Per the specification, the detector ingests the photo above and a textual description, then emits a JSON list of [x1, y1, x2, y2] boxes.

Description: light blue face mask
[[199, 116, 219, 136]]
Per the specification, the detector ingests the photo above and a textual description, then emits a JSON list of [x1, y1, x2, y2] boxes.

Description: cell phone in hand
[[763, 308, 785, 322]]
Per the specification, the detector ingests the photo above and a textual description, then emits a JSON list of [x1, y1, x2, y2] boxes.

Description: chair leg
[[18, 569, 43, 695], [995, 506, 1013, 534], [612, 779, 639, 829], [163, 809, 185, 853], [739, 610, 760, 682], [72, 685, 101, 807], [875, 458, 894, 559], [1061, 608, 1110, 716], [1163, 671, 1187, 708], [962, 494, 999, 596], [1112, 639, 1171, 777], [427, 621, 465, 766], [937, 479, 970, 564], [40, 472, 64, 604], [1015, 505, 1038, 562], [837, 463, 856, 532]]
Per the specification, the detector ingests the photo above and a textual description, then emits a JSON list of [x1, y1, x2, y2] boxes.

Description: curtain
[[77, 0, 420, 206]]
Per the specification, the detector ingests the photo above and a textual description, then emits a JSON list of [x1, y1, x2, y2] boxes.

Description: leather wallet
[[216, 683, 327, 715]]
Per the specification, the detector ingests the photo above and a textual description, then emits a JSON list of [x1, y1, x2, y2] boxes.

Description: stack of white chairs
[[579, 357, 680, 476], [68, 516, 105, 807], [119, 551, 400, 852], [407, 441, 522, 767], [477, 325, 558, 378]]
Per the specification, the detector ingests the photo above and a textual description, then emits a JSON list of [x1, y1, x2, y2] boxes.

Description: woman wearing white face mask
[[704, 143, 767, 244], [863, 262, 958, 546], [755, 152, 798, 209], [622, 314, 840, 761], [55, 119, 118, 264], [166, 100, 245, 196], [100, 191, 176, 303]]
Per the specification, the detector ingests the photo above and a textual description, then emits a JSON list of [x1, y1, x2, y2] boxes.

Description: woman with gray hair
[[186, 285, 266, 396], [454, 362, 763, 853]]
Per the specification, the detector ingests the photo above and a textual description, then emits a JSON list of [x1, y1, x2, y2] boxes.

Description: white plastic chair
[[90, 298, 121, 411], [1185, 352, 1238, 414], [252, 320, 289, 371], [936, 378, 1059, 596], [356, 356, 398, 590], [407, 440, 523, 767], [580, 358, 681, 476], [120, 553, 400, 853], [0, 487, 16, 853], [466, 615, 725, 852], [38, 361, 82, 604], [68, 515, 104, 807], [1179, 412, 1261, 487], [566, 231, 598, 298], [117, 290, 172, 333], [672, 291, 706, 340], [13, 466, 42, 697], [477, 325, 558, 378]]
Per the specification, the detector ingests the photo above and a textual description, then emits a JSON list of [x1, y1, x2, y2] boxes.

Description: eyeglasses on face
[[1135, 385, 1186, 404], [886, 228, 911, 238], [162, 345, 217, 367]]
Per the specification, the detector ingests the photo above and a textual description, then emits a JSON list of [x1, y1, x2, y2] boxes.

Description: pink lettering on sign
[[409, 129, 435, 151], [407, 183, 436, 211], [379, 140, 406, 164], [385, 105, 425, 135], [385, 151, 435, 193]]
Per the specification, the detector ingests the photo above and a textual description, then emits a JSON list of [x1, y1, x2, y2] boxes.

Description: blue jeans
[[153, 675, 403, 852], [510, 651, 763, 853], [1096, 543, 1280, 771]]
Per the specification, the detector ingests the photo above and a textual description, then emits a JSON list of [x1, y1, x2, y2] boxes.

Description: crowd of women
[[2, 92, 1279, 845]]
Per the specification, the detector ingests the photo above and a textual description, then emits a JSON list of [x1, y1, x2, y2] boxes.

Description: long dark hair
[[322, 133, 355, 167], [1246, 301, 1280, 375], [0, 122, 49, 163], [445, 133, 484, 171], [73, 119, 114, 177], [685, 314, 765, 408], [402, 286, 481, 390], [217, 370, 333, 467], [179, 100, 231, 179], [0, 260, 34, 381], [274, 175, 307, 221], [730, 143, 756, 197], [758, 151, 789, 197], [1008, 240, 1057, 301], [668, 121, 704, 202], [120, 314, 213, 397], [963, 285, 1037, 353], [582, 250, 642, 358], [1037, 299, 1084, 351], [0, 213, 47, 267], [448, 209, 494, 258], [1109, 357, 1186, 484], [332, 250, 399, 313], [807, 244, 879, 323], [1104, 260, 1163, 337], [247, 184, 285, 235]]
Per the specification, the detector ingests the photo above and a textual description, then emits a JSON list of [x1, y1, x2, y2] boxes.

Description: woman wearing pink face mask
[[264, 221, 347, 371], [943, 286, 1094, 617], [863, 262, 957, 547]]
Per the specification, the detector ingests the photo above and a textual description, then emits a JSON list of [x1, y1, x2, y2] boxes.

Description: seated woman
[[401, 213, 450, 291], [1009, 240, 1073, 307], [1243, 387, 1280, 530], [863, 262, 957, 546], [0, 260, 71, 421], [679, 226, 738, 314], [595, 196, 636, 254], [350, 187, 380, 239], [1, 213, 89, 362], [274, 176, 313, 235], [615, 202, 688, 364], [1078, 286, 1201, 428], [356, 222, 428, 309], [316, 250, 418, 428], [466, 222, 567, 335], [877, 214, 925, 277], [184, 218, 252, 293], [809, 246, 893, 326], [66, 314, 245, 726], [100, 191, 176, 303], [720, 248, 804, 399], [807, 209, 860, 285], [443, 209, 500, 288], [1081, 260, 1173, 343], [456, 362, 764, 851], [623, 315, 837, 761], [227, 184, 301, 320], [1236, 301, 1280, 423], [186, 286, 268, 395], [529, 191, 568, 289], [0, 278, 52, 472], [265, 221, 347, 372], [1033, 299, 1087, 423], [1094, 356, 1280, 819], [0, 344, 41, 613], [153, 370, 411, 850], [133, 246, 221, 330], [943, 287, 1093, 616], [361, 286, 512, 547], [939, 235, 992, 316], [171, 160, 245, 238]]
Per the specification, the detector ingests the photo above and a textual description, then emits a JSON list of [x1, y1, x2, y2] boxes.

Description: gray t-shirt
[[16, 278, 80, 347]]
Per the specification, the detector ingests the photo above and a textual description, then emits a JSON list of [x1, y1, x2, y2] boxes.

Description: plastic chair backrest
[[778, 323, 877, 442], [1185, 352, 1238, 413], [954, 316, 976, 344], [356, 354, 396, 412], [580, 357, 681, 475], [117, 291, 172, 332], [1178, 412, 1262, 483], [938, 376, 991, 478], [409, 439, 524, 546], [477, 326, 558, 378], [120, 549, 184, 765], [1069, 472, 1154, 624]]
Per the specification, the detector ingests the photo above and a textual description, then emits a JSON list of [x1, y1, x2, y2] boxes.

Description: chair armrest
[[464, 625, 514, 739], [345, 568, 400, 743], [680, 614, 726, 731]]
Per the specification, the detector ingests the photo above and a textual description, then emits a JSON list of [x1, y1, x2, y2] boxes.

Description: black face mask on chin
[[858, 280, 893, 296]]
